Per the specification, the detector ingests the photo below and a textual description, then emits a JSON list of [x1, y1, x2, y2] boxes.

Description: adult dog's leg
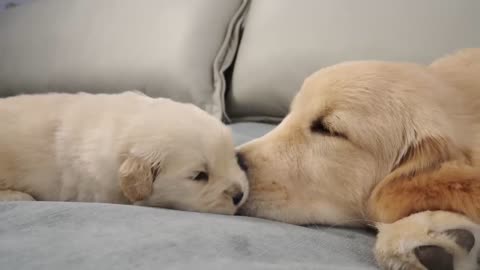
[[368, 161, 480, 224], [374, 211, 479, 270], [0, 190, 35, 201]]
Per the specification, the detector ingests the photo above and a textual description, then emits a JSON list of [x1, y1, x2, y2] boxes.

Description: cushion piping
[[211, 0, 250, 121]]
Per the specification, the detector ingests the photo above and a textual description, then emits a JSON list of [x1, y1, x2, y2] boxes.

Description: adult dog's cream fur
[[0, 92, 248, 215], [238, 48, 480, 270]]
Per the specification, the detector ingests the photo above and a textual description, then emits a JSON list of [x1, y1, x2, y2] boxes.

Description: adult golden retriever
[[0, 91, 248, 215], [238, 48, 480, 270]]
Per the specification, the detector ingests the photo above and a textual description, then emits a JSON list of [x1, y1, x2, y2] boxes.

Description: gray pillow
[[0, 0, 249, 118], [227, 0, 480, 122]]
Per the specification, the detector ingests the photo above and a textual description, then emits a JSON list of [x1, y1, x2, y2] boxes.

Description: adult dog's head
[[237, 55, 478, 225], [117, 98, 248, 215]]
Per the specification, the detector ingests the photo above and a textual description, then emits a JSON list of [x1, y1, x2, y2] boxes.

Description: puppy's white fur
[[0, 91, 248, 215]]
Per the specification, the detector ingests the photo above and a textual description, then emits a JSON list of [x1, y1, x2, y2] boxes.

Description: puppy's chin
[[185, 206, 238, 216], [235, 199, 256, 216], [131, 200, 168, 209], [194, 201, 239, 216], [235, 207, 251, 216]]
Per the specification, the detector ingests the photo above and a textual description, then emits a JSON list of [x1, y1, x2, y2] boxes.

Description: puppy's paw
[[374, 211, 479, 270], [0, 190, 35, 201]]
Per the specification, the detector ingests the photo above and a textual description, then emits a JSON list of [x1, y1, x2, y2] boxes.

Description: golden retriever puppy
[[0, 91, 248, 215], [237, 48, 480, 270]]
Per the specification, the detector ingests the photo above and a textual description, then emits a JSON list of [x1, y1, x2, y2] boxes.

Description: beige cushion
[[227, 0, 480, 122], [0, 0, 249, 118]]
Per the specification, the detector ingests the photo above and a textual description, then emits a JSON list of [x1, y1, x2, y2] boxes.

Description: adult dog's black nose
[[232, 192, 244, 206], [236, 152, 248, 172]]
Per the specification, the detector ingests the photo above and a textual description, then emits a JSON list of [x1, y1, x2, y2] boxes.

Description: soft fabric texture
[[0, 202, 377, 270], [0, 0, 31, 11], [226, 0, 480, 122], [0, 0, 249, 118]]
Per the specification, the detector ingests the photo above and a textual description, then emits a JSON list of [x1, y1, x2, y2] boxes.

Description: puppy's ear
[[119, 155, 156, 203], [368, 137, 480, 223]]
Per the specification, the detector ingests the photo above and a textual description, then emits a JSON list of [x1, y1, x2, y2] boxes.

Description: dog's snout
[[232, 192, 244, 206], [236, 152, 248, 172]]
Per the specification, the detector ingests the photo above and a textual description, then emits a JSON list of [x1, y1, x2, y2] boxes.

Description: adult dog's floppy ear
[[119, 155, 157, 203], [367, 136, 480, 223]]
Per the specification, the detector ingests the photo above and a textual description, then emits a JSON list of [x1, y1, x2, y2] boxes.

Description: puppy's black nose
[[232, 192, 244, 206], [236, 152, 248, 172]]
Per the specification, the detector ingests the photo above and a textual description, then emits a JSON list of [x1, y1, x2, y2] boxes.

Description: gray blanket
[[0, 202, 376, 270]]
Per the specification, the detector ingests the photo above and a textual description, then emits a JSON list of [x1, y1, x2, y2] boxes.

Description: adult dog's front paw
[[374, 211, 479, 270]]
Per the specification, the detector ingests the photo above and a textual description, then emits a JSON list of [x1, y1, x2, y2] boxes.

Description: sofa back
[[226, 0, 480, 122], [1, 0, 480, 122], [0, 0, 248, 118]]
